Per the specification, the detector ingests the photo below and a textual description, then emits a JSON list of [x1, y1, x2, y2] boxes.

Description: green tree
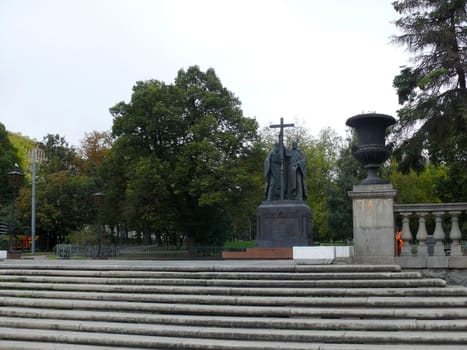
[[98, 144, 131, 245], [305, 128, 344, 242], [0, 125, 21, 199], [228, 140, 265, 241], [18, 170, 95, 248], [7, 132, 35, 174], [391, 0, 466, 200], [389, 161, 447, 203], [123, 157, 170, 244], [78, 130, 112, 176], [109, 66, 259, 247], [326, 134, 363, 243], [17, 134, 96, 250], [39, 134, 82, 175], [0, 124, 21, 237]]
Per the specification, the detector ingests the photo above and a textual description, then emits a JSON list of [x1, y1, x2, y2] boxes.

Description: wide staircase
[[0, 260, 466, 349]]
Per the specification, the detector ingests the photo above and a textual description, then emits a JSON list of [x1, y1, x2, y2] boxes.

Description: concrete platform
[[293, 246, 354, 264]]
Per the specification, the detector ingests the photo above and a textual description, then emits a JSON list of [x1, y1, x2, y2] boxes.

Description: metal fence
[[55, 244, 120, 259]]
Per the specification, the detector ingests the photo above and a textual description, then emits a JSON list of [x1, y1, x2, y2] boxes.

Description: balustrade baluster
[[432, 211, 446, 256], [394, 202, 466, 262], [400, 212, 412, 256], [449, 211, 462, 256], [416, 212, 428, 256]]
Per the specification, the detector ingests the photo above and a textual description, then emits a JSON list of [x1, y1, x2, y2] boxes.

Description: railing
[[118, 245, 223, 258], [394, 203, 467, 257], [56, 244, 120, 259]]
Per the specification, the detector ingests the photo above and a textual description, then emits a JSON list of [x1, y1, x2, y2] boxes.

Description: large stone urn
[[346, 113, 396, 185], [346, 113, 398, 264]]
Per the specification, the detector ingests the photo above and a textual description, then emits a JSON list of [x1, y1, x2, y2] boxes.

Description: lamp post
[[7, 166, 25, 252], [92, 191, 105, 258]]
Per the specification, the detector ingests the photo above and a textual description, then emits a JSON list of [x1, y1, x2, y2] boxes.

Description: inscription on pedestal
[[269, 218, 297, 245], [256, 201, 312, 248], [272, 220, 293, 237]]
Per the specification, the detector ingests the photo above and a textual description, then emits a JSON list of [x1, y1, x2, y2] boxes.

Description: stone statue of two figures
[[264, 140, 307, 201], [256, 118, 312, 248]]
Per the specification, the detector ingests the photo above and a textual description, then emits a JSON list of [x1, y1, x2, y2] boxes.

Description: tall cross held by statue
[[270, 117, 294, 200]]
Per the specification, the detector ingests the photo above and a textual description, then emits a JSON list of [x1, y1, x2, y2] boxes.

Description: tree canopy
[[8, 54, 465, 252], [0, 124, 21, 202], [0, 124, 21, 235], [107, 66, 260, 246], [391, 0, 466, 199], [16, 134, 97, 250]]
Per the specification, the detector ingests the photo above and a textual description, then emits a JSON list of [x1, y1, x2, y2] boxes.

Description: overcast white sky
[[0, 0, 409, 147]]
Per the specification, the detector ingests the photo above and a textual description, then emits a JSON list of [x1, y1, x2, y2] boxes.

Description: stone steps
[[0, 276, 448, 288], [2, 298, 467, 318], [0, 262, 401, 272], [0, 260, 465, 349], [2, 344, 467, 350], [1, 327, 467, 350], [1, 319, 467, 344], [1, 290, 467, 308], [0, 269, 422, 279], [2, 308, 467, 331], [1, 282, 466, 296]]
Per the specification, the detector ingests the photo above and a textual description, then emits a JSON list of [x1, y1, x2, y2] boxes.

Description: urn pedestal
[[348, 184, 397, 264]]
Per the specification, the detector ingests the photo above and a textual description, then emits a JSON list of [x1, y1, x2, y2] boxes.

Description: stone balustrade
[[394, 203, 467, 258]]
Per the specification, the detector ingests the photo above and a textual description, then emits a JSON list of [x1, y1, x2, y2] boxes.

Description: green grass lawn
[[223, 240, 255, 249]]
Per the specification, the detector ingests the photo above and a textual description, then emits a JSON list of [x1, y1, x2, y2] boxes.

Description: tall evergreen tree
[[391, 0, 466, 200]]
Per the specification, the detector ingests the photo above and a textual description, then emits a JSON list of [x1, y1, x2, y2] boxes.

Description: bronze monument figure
[[264, 143, 281, 200], [256, 118, 312, 248], [287, 140, 307, 200]]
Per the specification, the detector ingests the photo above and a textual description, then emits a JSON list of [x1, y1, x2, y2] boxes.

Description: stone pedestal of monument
[[256, 200, 312, 248], [348, 184, 397, 264]]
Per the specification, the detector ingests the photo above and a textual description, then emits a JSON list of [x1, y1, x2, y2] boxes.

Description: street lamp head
[[92, 191, 105, 206], [7, 167, 25, 189]]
